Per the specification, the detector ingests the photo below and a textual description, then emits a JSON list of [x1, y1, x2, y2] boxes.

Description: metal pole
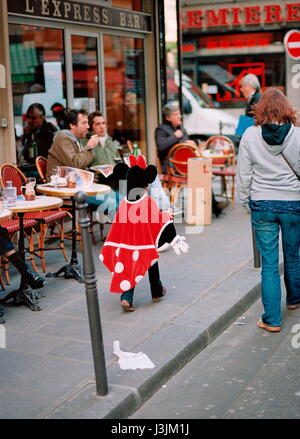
[[75, 191, 108, 396], [252, 226, 261, 268]]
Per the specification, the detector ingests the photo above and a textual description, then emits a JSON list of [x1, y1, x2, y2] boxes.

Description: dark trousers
[[0, 225, 15, 257], [120, 262, 163, 303]]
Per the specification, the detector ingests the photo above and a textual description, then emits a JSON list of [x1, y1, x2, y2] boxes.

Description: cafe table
[[3, 195, 63, 311], [0, 208, 12, 221], [36, 183, 111, 282]]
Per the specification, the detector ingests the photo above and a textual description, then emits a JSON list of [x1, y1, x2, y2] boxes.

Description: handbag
[[281, 153, 300, 181]]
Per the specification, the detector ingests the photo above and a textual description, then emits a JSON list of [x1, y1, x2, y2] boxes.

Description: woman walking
[[237, 88, 300, 332]]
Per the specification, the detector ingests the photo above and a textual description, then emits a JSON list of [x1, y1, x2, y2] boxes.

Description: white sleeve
[[237, 135, 254, 206]]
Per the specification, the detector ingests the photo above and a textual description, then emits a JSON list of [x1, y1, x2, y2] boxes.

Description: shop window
[[112, 0, 143, 11], [182, 30, 286, 109], [71, 35, 99, 111], [9, 24, 66, 136], [165, 0, 180, 106], [103, 35, 146, 154]]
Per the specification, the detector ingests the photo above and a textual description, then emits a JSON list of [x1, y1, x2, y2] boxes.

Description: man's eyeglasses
[[26, 115, 38, 120]]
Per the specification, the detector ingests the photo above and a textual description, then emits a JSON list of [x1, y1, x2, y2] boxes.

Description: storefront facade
[[181, 0, 300, 117], [0, 0, 171, 165]]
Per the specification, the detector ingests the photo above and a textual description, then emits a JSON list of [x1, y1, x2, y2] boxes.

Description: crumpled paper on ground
[[113, 341, 155, 370]]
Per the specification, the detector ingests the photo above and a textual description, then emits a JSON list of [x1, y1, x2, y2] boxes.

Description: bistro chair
[[35, 156, 48, 183], [166, 143, 202, 205], [0, 164, 69, 272], [205, 135, 236, 207]]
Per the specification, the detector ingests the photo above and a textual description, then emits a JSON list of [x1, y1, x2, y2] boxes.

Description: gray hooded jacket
[[237, 124, 300, 205]]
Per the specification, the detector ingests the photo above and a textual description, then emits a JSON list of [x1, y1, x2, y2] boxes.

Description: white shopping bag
[[113, 341, 155, 370]]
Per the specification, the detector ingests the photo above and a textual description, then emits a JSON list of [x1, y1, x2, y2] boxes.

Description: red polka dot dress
[[100, 193, 172, 293]]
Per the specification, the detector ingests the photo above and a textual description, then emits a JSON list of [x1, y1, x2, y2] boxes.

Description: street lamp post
[[75, 191, 108, 396]]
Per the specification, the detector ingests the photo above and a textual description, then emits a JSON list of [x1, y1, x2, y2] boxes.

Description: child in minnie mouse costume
[[99, 156, 189, 312]]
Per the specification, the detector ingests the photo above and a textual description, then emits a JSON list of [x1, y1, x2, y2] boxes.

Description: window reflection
[[103, 35, 146, 154], [112, 0, 142, 11], [9, 24, 66, 137], [71, 35, 99, 111], [164, 0, 180, 105]]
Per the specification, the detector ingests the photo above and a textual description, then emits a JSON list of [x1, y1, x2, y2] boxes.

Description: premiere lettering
[[182, 3, 300, 29], [12, 0, 150, 31]]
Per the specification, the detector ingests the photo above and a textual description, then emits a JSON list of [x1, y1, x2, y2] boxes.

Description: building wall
[[0, 0, 160, 165], [0, 0, 17, 165]]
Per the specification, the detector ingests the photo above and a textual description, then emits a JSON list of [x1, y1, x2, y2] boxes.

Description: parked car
[[170, 71, 238, 142]]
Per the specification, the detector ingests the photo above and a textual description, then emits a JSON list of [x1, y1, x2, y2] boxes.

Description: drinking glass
[[51, 167, 60, 188]]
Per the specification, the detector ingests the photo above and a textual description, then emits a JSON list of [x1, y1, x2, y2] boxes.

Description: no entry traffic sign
[[284, 30, 300, 59]]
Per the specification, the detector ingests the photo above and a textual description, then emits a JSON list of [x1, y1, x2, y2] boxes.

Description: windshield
[[184, 79, 215, 108]]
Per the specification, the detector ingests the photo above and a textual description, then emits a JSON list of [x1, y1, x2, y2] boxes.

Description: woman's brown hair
[[253, 88, 298, 125]]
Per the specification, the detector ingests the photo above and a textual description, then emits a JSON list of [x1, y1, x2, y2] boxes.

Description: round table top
[[202, 151, 234, 159], [36, 183, 111, 198], [8, 196, 63, 213], [0, 208, 12, 220]]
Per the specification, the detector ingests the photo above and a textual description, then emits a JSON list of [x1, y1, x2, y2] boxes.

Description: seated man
[[155, 104, 227, 217], [46, 109, 99, 180], [87, 111, 121, 166], [155, 104, 196, 174], [22, 103, 57, 177], [82, 111, 123, 224]]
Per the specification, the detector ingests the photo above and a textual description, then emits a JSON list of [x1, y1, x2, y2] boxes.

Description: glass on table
[[50, 167, 61, 188]]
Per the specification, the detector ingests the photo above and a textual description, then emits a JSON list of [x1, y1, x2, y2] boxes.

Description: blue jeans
[[251, 210, 300, 327]]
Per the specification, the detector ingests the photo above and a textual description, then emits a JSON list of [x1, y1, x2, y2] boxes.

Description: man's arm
[[155, 126, 180, 152], [50, 134, 95, 169]]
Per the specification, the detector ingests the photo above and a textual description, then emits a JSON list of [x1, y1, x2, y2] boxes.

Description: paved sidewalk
[[0, 201, 267, 419]]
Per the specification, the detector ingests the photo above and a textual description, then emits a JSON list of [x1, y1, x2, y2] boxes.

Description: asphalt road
[[131, 294, 300, 419]]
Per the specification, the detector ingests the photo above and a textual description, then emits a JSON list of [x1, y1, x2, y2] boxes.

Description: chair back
[[36, 156, 47, 183], [167, 143, 201, 177], [0, 164, 26, 195], [205, 136, 235, 166]]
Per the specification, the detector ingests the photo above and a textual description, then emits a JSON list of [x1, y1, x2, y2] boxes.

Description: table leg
[[46, 197, 84, 282], [2, 212, 43, 311]]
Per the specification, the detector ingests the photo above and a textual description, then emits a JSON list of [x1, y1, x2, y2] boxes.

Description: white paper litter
[[113, 341, 155, 370]]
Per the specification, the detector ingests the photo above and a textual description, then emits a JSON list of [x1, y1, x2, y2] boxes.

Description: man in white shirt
[[87, 111, 121, 166]]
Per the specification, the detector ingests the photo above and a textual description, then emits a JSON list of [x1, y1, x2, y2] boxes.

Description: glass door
[[103, 35, 146, 153], [66, 31, 100, 112]]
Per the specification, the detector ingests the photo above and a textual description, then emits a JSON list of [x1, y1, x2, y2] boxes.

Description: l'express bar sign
[[182, 3, 300, 30], [8, 0, 151, 32]]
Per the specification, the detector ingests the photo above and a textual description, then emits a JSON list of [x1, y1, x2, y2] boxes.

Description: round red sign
[[284, 30, 300, 59]]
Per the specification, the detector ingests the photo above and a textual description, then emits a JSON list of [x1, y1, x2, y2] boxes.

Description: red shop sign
[[199, 32, 274, 50]]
